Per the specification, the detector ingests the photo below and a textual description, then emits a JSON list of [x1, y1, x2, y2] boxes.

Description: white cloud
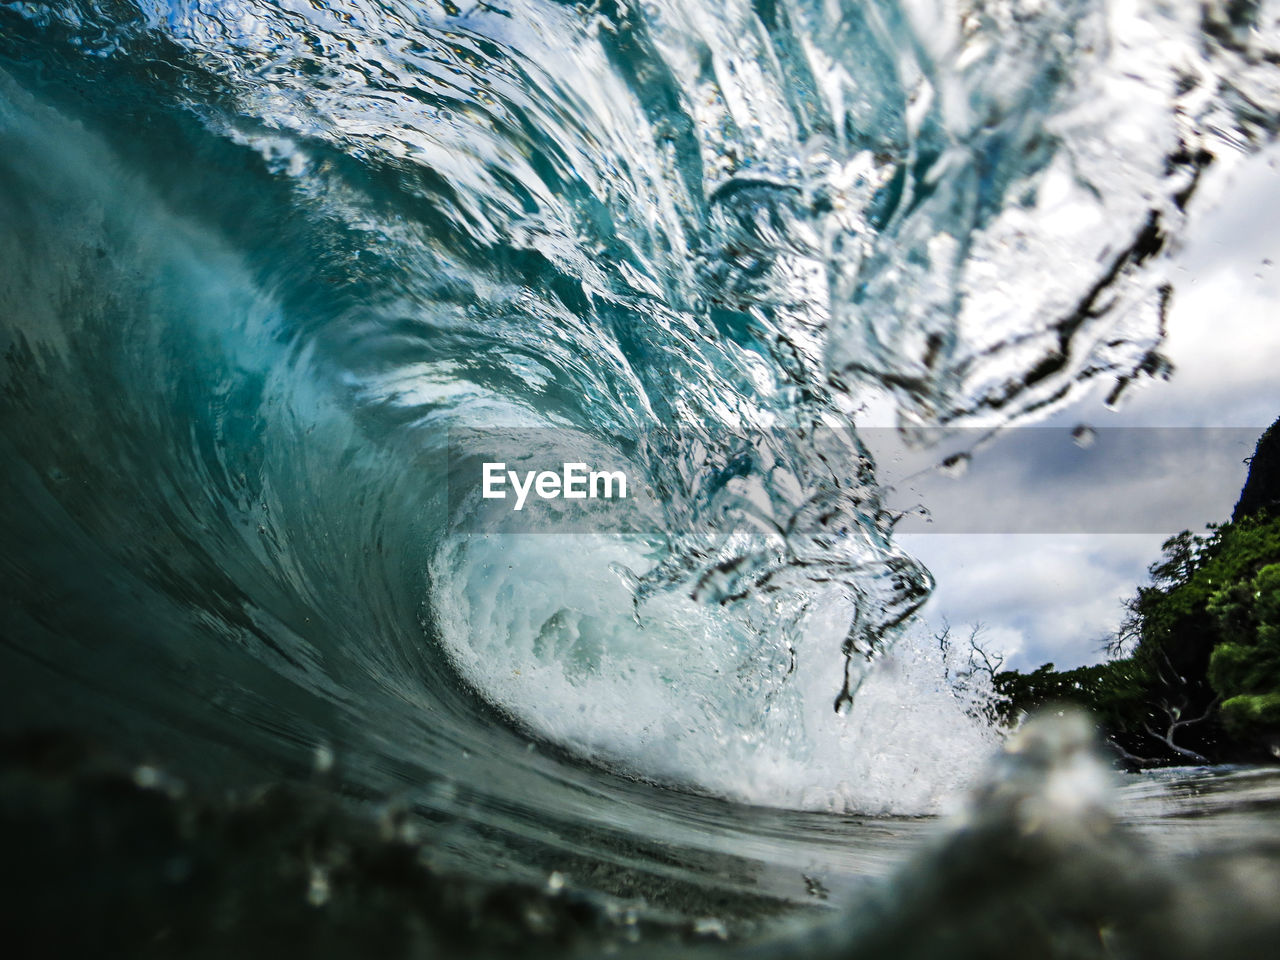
[[901, 533, 1166, 671], [898, 144, 1280, 673]]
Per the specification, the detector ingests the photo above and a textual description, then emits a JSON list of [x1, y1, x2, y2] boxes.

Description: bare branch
[[1168, 695, 1222, 732], [1106, 739, 1157, 768], [1141, 719, 1210, 764]]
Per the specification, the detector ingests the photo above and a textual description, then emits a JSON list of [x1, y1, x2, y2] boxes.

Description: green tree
[[1208, 563, 1280, 738], [990, 515, 1280, 764]]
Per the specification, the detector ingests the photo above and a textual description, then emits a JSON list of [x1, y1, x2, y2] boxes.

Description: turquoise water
[[2, 1, 1279, 955]]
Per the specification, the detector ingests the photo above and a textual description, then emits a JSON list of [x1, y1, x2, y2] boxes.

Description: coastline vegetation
[[984, 422, 1280, 766]]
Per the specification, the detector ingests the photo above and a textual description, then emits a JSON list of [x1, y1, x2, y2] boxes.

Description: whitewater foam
[[432, 531, 998, 813]]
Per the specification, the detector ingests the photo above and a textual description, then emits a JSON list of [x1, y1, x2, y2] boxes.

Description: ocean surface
[[2, 1, 1279, 956]]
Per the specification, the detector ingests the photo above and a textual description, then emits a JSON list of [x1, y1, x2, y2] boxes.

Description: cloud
[[872, 426, 1254, 534], [890, 144, 1280, 674], [900, 533, 1166, 671]]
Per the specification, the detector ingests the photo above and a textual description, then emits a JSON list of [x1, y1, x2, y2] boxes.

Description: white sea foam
[[431, 531, 1000, 814]]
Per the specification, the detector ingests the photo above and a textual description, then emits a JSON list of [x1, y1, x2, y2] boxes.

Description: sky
[[891, 142, 1280, 672]]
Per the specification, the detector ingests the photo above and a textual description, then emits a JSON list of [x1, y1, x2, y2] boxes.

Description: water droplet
[[693, 917, 728, 939], [313, 742, 334, 774], [1071, 424, 1097, 449], [939, 452, 970, 478], [307, 866, 330, 907], [803, 874, 830, 900], [523, 904, 553, 933]]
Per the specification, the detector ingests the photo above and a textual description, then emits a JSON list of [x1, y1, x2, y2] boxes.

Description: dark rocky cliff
[[1233, 417, 1280, 522]]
